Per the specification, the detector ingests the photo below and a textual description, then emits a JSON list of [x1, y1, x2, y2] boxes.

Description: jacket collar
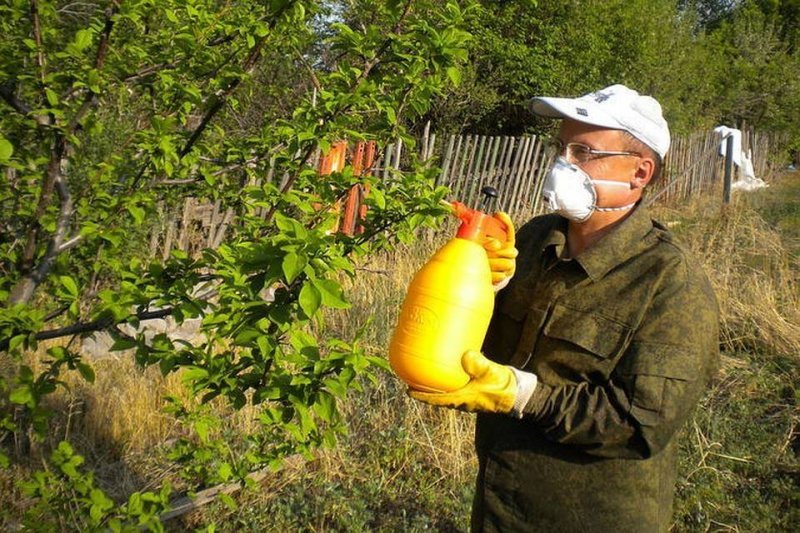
[[541, 205, 655, 281]]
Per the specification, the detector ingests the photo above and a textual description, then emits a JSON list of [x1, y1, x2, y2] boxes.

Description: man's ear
[[631, 157, 655, 190]]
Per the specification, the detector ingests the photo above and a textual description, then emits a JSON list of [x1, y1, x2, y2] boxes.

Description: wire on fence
[[645, 142, 723, 207]]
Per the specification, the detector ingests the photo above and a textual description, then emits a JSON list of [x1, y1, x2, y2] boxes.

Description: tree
[[425, 0, 800, 147], [0, 0, 470, 527]]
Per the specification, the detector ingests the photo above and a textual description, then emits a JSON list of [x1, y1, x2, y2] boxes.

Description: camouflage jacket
[[473, 206, 720, 532]]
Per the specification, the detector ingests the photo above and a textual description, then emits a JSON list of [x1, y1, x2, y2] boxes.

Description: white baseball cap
[[529, 84, 670, 158]]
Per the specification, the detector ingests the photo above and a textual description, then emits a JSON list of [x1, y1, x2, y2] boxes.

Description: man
[[411, 84, 720, 532]]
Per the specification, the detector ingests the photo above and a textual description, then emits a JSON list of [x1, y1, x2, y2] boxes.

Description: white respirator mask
[[542, 157, 637, 222]]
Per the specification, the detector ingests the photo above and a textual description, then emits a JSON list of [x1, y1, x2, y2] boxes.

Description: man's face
[[557, 119, 652, 209]]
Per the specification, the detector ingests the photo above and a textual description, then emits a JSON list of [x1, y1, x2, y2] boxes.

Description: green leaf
[[9, 386, 33, 406], [312, 278, 350, 309], [73, 29, 93, 52], [91, 488, 113, 508], [182, 366, 209, 382], [89, 488, 114, 522], [446, 66, 462, 86], [0, 137, 13, 162], [127, 492, 142, 514], [369, 187, 386, 209], [9, 334, 26, 352], [47, 346, 70, 361], [89, 502, 103, 522], [313, 392, 336, 422], [217, 462, 233, 481], [298, 283, 321, 317], [77, 362, 96, 383], [218, 492, 237, 511], [195, 419, 209, 441], [110, 337, 137, 351], [281, 252, 307, 283], [127, 204, 145, 225], [59, 275, 79, 297], [57, 440, 75, 457], [45, 88, 60, 107]]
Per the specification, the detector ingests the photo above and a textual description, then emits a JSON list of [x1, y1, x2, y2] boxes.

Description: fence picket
[[438, 134, 456, 187], [508, 137, 531, 213], [514, 135, 540, 215], [466, 135, 487, 205]]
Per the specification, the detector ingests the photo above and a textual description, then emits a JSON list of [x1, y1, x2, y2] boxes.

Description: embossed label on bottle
[[402, 304, 438, 336]]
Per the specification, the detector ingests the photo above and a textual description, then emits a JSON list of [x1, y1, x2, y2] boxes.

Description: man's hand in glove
[[408, 351, 537, 417], [484, 212, 518, 289]]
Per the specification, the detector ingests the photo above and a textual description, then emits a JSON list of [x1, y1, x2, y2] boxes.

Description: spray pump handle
[[450, 188, 508, 244], [480, 186, 499, 211]]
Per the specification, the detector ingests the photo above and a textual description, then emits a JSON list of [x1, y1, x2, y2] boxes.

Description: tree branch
[[121, 62, 177, 83], [356, 0, 413, 85], [93, 5, 116, 68], [177, 0, 299, 161], [68, 3, 119, 131], [261, 143, 318, 224], [178, 38, 267, 159], [12, 134, 65, 280], [259, 3, 413, 227], [0, 286, 221, 352], [30, 0, 46, 84], [293, 45, 322, 93], [56, 234, 83, 253], [8, 135, 71, 305], [0, 83, 32, 115]]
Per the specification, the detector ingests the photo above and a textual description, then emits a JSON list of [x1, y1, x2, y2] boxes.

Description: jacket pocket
[[616, 341, 698, 427], [543, 303, 633, 360], [483, 291, 531, 365]]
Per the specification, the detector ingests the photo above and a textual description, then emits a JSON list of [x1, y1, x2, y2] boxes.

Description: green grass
[[673, 352, 799, 532], [747, 171, 800, 260]]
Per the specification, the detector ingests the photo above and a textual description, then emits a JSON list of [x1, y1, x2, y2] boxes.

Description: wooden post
[[508, 137, 532, 214], [382, 143, 394, 180], [723, 134, 734, 204], [392, 137, 403, 171], [421, 120, 431, 161], [499, 138, 524, 212], [530, 148, 553, 217]]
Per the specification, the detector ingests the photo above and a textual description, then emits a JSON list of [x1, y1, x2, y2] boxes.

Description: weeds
[[2, 177, 798, 531]]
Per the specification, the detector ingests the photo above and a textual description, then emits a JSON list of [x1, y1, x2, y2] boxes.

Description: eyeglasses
[[547, 139, 641, 165]]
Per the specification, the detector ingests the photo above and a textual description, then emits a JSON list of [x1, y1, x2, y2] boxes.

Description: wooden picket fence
[[376, 126, 785, 216], [152, 126, 787, 258]]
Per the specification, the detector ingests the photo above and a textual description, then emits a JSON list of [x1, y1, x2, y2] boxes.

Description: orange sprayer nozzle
[[450, 201, 508, 243]]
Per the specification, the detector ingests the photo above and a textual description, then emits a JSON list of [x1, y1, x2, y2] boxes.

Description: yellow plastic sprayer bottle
[[389, 188, 508, 392]]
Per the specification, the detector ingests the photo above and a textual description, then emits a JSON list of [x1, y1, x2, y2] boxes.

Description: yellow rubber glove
[[408, 351, 517, 414], [484, 212, 518, 286]]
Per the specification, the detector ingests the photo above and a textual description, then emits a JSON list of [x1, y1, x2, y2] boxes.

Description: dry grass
[[653, 192, 800, 360], [3, 181, 798, 529]]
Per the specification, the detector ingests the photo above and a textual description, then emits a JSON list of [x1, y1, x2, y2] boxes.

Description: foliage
[[18, 441, 172, 531], [0, 0, 470, 526], [426, 0, 800, 148]]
